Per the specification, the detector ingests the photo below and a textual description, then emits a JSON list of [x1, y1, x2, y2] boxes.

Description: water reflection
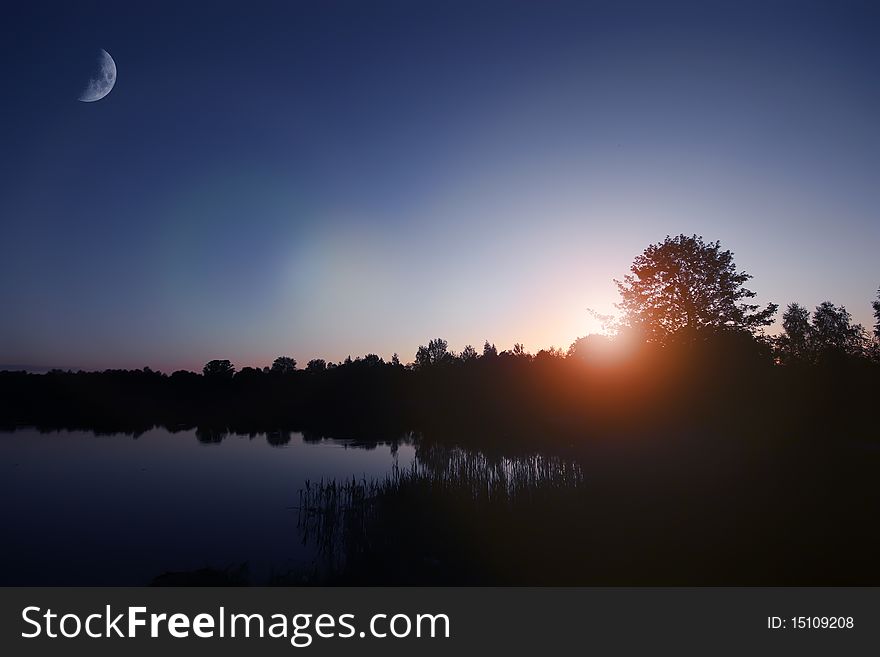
[[413, 442, 584, 496], [0, 427, 583, 585], [0, 427, 416, 585]]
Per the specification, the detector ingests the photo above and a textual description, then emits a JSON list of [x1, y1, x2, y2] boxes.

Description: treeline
[[2, 234, 877, 447], [1, 327, 876, 446]]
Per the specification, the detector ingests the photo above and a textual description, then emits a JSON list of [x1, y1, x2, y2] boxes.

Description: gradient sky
[[1, 0, 878, 372]]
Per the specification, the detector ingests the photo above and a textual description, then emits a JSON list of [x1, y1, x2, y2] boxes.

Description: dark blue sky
[[1, 1, 878, 371]]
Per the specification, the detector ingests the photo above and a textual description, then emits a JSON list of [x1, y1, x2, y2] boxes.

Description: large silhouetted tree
[[616, 234, 777, 343]]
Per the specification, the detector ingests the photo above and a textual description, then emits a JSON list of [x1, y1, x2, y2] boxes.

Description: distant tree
[[171, 369, 199, 381], [482, 341, 498, 358], [616, 234, 777, 343], [203, 359, 235, 378], [811, 302, 865, 358], [429, 338, 450, 362], [362, 354, 384, 366], [873, 286, 880, 341], [511, 343, 530, 360], [414, 345, 429, 368], [534, 347, 565, 363], [390, 353, 401, 367], [415, 338, 451, 368], [869, 287, 880, 361], [270, 356, 297, 374], [776, 303, 812, 364], [236, 366, 263, 379], [306, 359, 327, 372], [460, 345, 478, 362]]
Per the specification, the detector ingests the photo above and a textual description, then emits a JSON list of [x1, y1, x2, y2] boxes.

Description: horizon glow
[[1, 1, 878, 372]]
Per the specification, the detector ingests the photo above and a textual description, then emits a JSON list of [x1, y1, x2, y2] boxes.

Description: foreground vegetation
[[295, 435, 879, 585]]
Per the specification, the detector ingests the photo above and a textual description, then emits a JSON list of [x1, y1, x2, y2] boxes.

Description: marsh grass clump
[[297, 446, 586, 583]]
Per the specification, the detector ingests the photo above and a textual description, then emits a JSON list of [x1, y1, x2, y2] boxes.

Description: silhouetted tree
[[171, 369, 199, 381], [415, 338, 451, 368], [482, 341, 498, 358], [534, 347, 565, 363], [873, 286, 880, 341], [460, 345, 478, 362], [501, 343, 531, 362], [776, 303, 812, 364], [811, 302, 865, 359], [203, 360, 235, 378], [868, 287, 880, 362], [306, 359, 327, 372], [362, 354, 384, 367], [616, 234, 777, 343], [236, 366, 264, 381], [391, 353, 401, 367], [271, 356, 297, 374]]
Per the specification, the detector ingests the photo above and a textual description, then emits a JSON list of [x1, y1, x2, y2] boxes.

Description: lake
[[0, 427, 417, 585], [3, 424, 876, 585]]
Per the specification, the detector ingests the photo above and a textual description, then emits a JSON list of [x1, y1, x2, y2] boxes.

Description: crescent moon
[[78, 49, 117, 102]]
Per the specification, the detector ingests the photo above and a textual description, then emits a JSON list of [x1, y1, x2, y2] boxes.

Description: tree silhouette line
[[2, 234, 878, 444]]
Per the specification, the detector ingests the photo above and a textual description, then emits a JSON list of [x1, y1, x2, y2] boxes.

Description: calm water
[[0, 427, 416, 585]]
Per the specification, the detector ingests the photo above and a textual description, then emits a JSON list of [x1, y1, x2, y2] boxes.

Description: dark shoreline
[[3, 341, 878, 586]]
